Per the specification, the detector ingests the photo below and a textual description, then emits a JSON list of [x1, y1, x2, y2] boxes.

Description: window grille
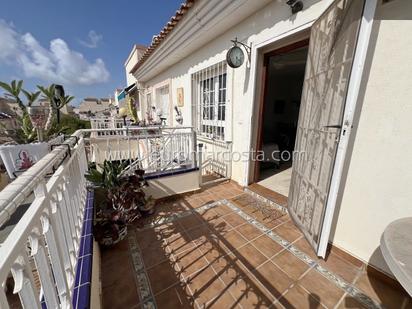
[[192, 61, 228, 140]]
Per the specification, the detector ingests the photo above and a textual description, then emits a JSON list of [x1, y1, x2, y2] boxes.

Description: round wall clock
[[226, 45, 245, 68]]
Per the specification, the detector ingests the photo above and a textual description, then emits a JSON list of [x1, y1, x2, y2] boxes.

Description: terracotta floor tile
[[226, 276, 276, 308], [299, 269, 345, 308], [222, 212, 247, 229], [252, 261, 294, 298], [354, 271, 411, 308], [142, 242, 171, 269], [260, 216, 286, 230], [101, 242, 140, 308], [236, 243, 268, 271], [177, 214, 205, 231], [174, 247, 209, 278], [237, 223, 263, 241], [204, 289, 237, 309], [213, 204, 233, 216], [271, 250, 310, 281], [199, 208, 219, 222], [251, 234, 284, 258], [166, 232, 194, 255], [319, 252, 361, 284], [335, 294, 367, 309], [221, 230, 248, 252], [273, 221, 303, 243], [210, 255, 244, 286], [186, 224, 211, 243], [134, 228, 162, 249], [147, 260, 180, 295], [292, 237, 323, 263], [185, 265, 226, 306], [278, 284, 325, 309], [154, 284, 194, 309], [208, 217, 232, 235]]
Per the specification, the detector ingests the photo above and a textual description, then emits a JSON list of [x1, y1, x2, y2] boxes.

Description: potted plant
[[85, 160, 155, 246]]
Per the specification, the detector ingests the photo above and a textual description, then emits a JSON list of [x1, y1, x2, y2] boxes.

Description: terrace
[[0, 128, 410, 308]]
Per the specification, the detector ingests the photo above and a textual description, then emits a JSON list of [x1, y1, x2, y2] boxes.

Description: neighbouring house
[[77, 97, 113, 120], [128, 0, 412, 281], [113, 44, 147, 122], [0, 97, 20, 144]]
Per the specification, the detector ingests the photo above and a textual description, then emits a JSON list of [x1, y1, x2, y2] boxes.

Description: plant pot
[[98, 223, 127, 246], [27, 106, 50, 129]]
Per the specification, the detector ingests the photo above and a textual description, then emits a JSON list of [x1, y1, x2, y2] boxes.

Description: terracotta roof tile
[[130, 0, 196, 74]]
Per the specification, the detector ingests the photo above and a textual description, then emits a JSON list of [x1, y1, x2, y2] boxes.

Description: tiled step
[[244, 183, 288, 214]]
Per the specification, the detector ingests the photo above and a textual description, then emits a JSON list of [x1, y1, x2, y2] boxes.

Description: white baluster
[[40, 215, 72, 306], [11, 254, 41, 309], [29, 232, 60, 308]]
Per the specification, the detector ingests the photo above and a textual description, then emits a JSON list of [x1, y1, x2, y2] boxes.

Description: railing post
[[198, 143, 203, 186], [192, 129, 197, 169]]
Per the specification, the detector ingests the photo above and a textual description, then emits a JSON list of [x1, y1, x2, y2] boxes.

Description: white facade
[[131, 0, 412, 276]]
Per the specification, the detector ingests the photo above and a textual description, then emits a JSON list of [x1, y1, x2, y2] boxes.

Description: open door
[[288, 0, 366, 256]]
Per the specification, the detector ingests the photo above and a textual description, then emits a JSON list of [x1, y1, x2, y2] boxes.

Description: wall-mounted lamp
[[226, 37, 251, 68], [286, 0, 303, 14]]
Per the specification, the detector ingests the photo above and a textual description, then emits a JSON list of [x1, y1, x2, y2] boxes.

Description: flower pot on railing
[[27, 106, 49, 129], [27, 105, 50, 142]]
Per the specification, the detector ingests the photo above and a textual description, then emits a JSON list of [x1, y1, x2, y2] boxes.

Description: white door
[[288, 0, 366, 256]]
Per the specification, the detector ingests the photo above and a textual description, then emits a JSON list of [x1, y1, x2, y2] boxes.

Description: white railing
[[86, 126, 197, 175], [0, 132, 87, 308], [198, 136, 232, 185], [89, 117, 130, 137], [0, 127, 199, 308]]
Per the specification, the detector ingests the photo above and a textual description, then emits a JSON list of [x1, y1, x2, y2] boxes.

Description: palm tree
[[56, 94, 74, 123], [0, 80, 26, 113], [21, 90, 41, 106]]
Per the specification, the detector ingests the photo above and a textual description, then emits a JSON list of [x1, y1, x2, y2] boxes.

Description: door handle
[[323, 125, 342, 129]]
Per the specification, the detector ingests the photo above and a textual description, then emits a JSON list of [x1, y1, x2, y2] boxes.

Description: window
[[145, 92, 152, 121], [156, 86, 170, 123], [193, 62, 228, 140]]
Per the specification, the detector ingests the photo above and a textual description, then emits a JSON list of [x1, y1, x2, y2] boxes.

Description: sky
[[0, 0, 182, 105]]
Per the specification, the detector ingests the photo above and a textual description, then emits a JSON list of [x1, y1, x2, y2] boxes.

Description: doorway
[[254, 41, 309, 197]]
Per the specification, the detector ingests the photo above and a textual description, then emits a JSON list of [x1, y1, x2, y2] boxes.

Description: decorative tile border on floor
[[128, 231, 157, 309], [244, 187, 288, 214], [222, 199, 383, 309]]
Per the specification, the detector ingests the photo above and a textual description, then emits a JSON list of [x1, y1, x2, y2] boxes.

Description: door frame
[[316, 0, 378, 257], [246, 0, 378, 258], [252, 39, 309, 183]]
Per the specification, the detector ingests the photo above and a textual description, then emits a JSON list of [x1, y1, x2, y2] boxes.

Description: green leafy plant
[[21, 90, 41, 107], [128, 96, 139, 123], [0, 80, 26, 113], [85, 160, 154, 245]]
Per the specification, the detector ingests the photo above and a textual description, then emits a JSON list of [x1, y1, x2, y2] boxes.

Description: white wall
[[132, 0, 412, 274], [138, 0, 329, 184], [145, 171, 200, 199], [331, 0, 412, 274]]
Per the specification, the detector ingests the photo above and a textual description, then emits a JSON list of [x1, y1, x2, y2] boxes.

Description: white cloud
[[0, 20, 110, 85], [79, 30, 103, 48]]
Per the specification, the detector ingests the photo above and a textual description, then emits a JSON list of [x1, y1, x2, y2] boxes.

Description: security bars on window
[[192, 61, 227, 141]]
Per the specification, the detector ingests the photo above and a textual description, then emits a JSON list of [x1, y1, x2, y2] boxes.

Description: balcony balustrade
[[0, 126, 199, 308]]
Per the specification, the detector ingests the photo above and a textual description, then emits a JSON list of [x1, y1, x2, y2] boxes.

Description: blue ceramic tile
[[80, 254, 92, 285], [74, 257, 83, 288], [77, 283, 91, 309], [80, 235, 93, 257], [72, 190, 94, 308], [83, 221, 92, 235], [72, 286, 79, 308]]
